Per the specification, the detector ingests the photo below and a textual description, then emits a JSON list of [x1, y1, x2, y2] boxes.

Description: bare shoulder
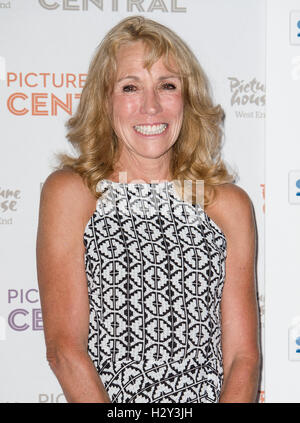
[[212, 183, 253, 213], [204, 183, 255, 238], [42, 168, 95, 201], [40, 169, 97, 227]]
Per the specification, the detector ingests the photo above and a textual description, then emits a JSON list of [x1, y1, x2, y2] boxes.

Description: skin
[[109, 40, 183, 183], [36, 41, 260, 403], [36, 170, 110, 403], [205, 184, 260, 402]]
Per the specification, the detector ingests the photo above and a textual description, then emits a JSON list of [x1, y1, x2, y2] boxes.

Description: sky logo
[[290, 11, 300, 45], [296, 180, 300, 196], [296, 336, 300, 353], [289, 317, 300, 361], [289, 171, 300, 204]]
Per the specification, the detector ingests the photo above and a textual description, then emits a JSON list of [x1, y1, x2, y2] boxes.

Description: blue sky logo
[[296, 336, 300, 353], [296, 179, 300, 196], [290, 11, 300, 45], [289, 171, 300, 204]]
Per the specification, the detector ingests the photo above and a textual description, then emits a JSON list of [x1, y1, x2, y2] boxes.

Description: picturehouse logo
[[227, 77, 265, 120], [38, 393, 66, 403], [8, 289, 43, 332], [0, 187, 21, 225], [38, 0, 187, 13]]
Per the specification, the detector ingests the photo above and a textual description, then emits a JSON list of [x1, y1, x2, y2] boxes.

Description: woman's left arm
[[209, 184, 261, 403]]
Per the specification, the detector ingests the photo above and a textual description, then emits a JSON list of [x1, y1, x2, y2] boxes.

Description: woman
[[36, 16, 260, 403]]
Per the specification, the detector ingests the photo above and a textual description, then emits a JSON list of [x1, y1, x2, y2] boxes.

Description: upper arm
[[206, 184, 260, 371], [36, 169, 96, 361]]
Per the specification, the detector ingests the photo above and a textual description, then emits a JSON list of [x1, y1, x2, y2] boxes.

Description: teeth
[[134, 123, 168, 135]]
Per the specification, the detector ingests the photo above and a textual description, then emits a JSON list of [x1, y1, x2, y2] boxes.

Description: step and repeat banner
[[0, 0, 265, 402], [265, 0, 300, 403]]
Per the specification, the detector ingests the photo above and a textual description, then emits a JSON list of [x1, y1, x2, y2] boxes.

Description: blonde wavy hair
[[56, 15, 236, 207]]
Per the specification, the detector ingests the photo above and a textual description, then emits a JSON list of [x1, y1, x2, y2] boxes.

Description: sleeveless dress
[[83, 179, 227, 403]]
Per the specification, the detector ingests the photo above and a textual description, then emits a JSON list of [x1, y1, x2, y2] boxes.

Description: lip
[[133, 122, 169, 137]]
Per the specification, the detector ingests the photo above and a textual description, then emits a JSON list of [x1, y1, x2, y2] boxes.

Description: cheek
[[163, 94, 184, 118], [112, 95, 140, 122]]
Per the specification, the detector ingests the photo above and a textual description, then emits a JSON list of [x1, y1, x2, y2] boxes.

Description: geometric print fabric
[[83, 179, 227, 402]]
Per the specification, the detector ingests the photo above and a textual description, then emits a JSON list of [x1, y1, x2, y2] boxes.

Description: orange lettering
[[39, 73, 50, 88], [32, 93, 48, 115], [24, 73, 38, 88], [79, 73, 87, 88], [66, 73, 76, 88], [7, 72, 17, 87], [51, 93, 72, 115], [7, 92, 28, 115]]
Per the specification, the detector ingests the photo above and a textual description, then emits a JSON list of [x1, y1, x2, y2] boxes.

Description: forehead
[[115, 41, 178, 76]]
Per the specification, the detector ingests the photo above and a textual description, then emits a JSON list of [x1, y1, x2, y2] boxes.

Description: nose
[[140, 87, 162, 115]]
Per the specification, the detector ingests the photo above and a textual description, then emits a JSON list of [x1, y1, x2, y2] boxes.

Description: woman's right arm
[[36, 170, 111, 403]]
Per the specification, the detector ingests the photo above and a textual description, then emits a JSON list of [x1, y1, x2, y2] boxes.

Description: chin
[[135, 146, 172, 159]]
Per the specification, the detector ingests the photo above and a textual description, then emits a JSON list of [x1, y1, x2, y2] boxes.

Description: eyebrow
[[117, 74, 180, 83]]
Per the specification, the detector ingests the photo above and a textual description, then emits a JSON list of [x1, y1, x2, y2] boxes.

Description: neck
[[109, 152, 172, 184]]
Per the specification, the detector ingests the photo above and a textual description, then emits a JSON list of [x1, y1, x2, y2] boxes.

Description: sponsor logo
[[289, 316, 300, 361], [227, 77, 265, 119], [288, 170, 300, 204], [38, 393, 66, 403], [4, 72, 86, 116], [0, 187, 21, 225], [290, 11, 300, 46], [38, 0, 187, 13], [7, 289, 43, 332]]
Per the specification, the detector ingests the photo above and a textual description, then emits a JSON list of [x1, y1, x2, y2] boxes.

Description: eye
[[161, 82, 176, 90], [122, 84, 137, 92]]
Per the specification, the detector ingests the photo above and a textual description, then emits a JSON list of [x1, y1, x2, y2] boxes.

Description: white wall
[[0, 0, 265, 403], [265, 0, 300, 403]]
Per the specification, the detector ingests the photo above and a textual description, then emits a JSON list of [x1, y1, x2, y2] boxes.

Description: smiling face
[[111, 41, 184, 161]]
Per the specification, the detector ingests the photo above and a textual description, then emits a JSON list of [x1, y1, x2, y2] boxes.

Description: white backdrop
[[0, 0, 265, 403], [265, 0, 300, 403]]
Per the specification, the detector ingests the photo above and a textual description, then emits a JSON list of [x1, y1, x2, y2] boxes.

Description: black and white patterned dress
[[83, 179, 227, 403]]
